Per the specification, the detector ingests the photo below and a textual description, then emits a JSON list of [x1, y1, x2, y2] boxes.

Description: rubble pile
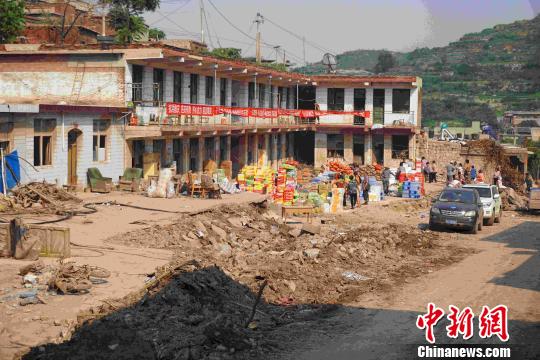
[[7, 182, 82, 213], [109, 203, 463, 305], [500, 187, 528, 210], [385, 197, 431, 213], [25, 266, 336, 360], [466, 140, 524, 191]]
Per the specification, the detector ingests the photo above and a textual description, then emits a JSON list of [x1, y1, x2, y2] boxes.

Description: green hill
[[296, 15, 540, 128]]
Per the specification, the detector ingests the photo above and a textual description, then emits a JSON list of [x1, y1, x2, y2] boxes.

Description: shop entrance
[[67, 128, 82, 185]]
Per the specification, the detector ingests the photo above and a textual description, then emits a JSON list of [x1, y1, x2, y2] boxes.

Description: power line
[[148, 0, 192, 27]]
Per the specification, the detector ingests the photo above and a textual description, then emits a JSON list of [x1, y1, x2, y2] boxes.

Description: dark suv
[[429, 188, 484, 234]]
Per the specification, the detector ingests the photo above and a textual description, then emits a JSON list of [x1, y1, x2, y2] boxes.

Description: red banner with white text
[[166, 103, 370, 119]]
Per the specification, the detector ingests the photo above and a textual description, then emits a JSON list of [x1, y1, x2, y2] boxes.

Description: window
[[205, 76, 214, 105], [392, 89, 410, 113], [93, 119, 110, 162], [153, 68, 164, 103], [131, 65, 143, 102], [391, 135, 409, 159], [33, 119, 55, 166], [248, 82, 255, 107], [190, 74, 199, 103], [327, 88, 344, 111], [258, 84, 265, 107], [354, 88, 366, 125], [173, 71, 182, 102], [278, 87, 285, 108], [0, 141, 9, 153], [285, 87, 291, 109], [327, 134, 344, 158], [269, 85, 275, 109], [220, 78, 227, 106]]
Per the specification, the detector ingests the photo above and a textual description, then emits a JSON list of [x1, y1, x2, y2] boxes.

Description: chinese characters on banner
[[416, 303, 509, 344], [165, 102, 370, 119]]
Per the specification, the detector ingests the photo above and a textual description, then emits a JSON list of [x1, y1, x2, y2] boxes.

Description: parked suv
[[429, 188, 484, 234], [463, 184, 502, 225]]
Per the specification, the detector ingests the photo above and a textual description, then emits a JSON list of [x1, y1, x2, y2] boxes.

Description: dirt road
[[284, 214, 540, 359]]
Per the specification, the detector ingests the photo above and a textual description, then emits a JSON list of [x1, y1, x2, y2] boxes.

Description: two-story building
[[0, 41, 422, 187]]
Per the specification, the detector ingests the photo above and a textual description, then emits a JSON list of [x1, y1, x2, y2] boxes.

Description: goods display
[[328, 161, 353, 175]]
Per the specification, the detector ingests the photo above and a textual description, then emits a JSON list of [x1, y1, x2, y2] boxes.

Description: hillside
[[296, 15, 540, 128]]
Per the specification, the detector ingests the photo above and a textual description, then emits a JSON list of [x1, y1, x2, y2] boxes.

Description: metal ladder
[[70, 62, 86, 104]]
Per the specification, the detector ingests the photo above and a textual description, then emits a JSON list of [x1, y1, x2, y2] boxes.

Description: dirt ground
[[1, 185, 539, 359]]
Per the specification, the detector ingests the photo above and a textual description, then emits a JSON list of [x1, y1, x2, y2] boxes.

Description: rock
[[288, 228, 302, 238], [211, 224, 227, 240], [301, 223, 321, 235], [227, 217, 243, 228], [194, 221, 207, 234], [217, 243, 232, 257], [269, 226, 280, 235], [108, 344, 119, 350], [303, 248, 320, 259], [54, 320, 62, 326]]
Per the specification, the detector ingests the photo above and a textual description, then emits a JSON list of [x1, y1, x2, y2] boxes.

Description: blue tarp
[[0, 150, 21, 193]]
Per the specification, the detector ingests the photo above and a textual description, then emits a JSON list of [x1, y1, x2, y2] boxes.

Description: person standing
[[493, 166, 501, 187], [362, 175, 370, 205], [314, 102, 321, 124], [470, 165, 477, 183], [525, 173, 533, 193], [347, 175, 358, 209], [477, 169, 485, 183], [446, 162, 455, 185], [464, 159, 471, 182], [421, 157, 427, 181], [382, 167, 391, 194], [430, 161, 438, 183], [425, 162, 432, 183]]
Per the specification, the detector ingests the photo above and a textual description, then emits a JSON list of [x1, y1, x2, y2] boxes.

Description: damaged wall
[[0, 54, 125, 107]]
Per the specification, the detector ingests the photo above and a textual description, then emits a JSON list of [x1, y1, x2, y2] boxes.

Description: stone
[[194, 221, 207, 233], [269, 226, 280, 235], [288, 228, 302, 238], [211, 224, 227, 240], [303, 249, 320, 259], [301, 224, 321, 235], [227, 217, 243, 228], [217, 244, 232, 257]]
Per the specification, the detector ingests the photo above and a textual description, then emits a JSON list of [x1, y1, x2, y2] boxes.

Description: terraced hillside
[[297, 15, 540, 128]]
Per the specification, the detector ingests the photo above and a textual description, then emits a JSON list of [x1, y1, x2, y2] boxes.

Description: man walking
[[382, 167, 391, 194], [347, 175, 358, 209]]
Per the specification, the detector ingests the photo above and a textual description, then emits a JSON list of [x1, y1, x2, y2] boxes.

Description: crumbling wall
[[417, 137, 462, 169]]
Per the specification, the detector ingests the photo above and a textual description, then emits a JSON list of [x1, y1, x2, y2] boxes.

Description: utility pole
[[199, 0, 205, 44], [282, 49, 286, 64], [254, 13, 264, 63]]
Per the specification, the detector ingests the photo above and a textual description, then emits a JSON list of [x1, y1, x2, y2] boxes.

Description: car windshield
[[466, 187, 491, 198], [438, 190, 475, 204]]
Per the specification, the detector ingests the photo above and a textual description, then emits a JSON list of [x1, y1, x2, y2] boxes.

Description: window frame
[[92, 119, 111, 163], [190, 74, 199, 104], [220, 78, 227, 106], [173, 71, 182, 103], [205, 76, 214, 105], [327, 88, 345, 111], [391, 134, 409, 159], [153, 68, 164, 103], [392, 89, 411, 114], [327, 133, 345, 158], [33, 118, 56, 167]]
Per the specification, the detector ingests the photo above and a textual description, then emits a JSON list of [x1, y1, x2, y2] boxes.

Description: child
[[476, 169, 485, 183], [470, 165, 477, 183]]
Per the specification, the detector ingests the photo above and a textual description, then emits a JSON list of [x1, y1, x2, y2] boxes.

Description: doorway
[[373, 89, 385, 125], [372, 134, 384, 165], [67, 129, 82, 185]]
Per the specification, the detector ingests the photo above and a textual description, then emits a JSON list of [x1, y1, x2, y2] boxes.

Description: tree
[[148, 28, 165, 41], [208, 48, 242, 59], [373, 51, 396, 73], [106, 0, 160, 43], [50, 1, 89, 46], [0, 0, 25, 44]]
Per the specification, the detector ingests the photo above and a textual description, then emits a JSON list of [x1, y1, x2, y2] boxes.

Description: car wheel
[[429, 219, 438, 231], [495, 209, 502, 223], [470, 223, 478, 234], [486, 212, 495, 226], [478, 218, 483, 231]]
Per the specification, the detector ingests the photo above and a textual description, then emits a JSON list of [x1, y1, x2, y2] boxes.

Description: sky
[[143, 0, 540, 65]]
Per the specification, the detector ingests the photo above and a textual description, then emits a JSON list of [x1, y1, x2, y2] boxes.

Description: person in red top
[[476, 169, 485, 183]]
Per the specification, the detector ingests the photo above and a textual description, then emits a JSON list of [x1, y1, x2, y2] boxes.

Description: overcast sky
[[143, 0, 539, 65]]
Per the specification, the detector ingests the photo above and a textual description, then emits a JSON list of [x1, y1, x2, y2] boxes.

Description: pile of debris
[[385, 197, 431, 213], [466, 140, 524, 192], [500, 187, 528, 210], [109, 202, 466, 304], [357, 165, 382, 181], [25, 266, 337, 360], [11, 182, 81, 209]]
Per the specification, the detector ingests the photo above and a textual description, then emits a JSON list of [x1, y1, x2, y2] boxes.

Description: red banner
[[166, 103, 370, 119]]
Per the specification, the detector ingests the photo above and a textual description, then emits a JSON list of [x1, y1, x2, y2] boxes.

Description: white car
[[463, 184, 502, 225]]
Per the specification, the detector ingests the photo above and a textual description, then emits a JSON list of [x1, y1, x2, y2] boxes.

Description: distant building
[[432, 121, 482, 140], [20, 0, 114, 45], [503, 111, 540, 127]]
